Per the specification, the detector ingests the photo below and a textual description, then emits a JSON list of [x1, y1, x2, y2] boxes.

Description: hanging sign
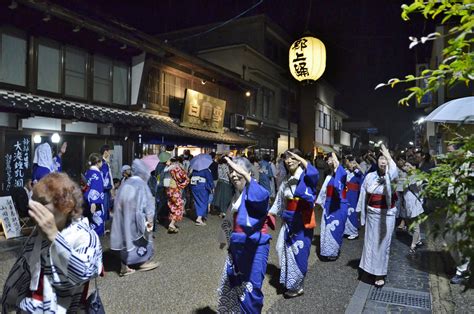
[[4, 135, 31, 193], [0, 196, 22, 239], [181, 89, 226, 133]]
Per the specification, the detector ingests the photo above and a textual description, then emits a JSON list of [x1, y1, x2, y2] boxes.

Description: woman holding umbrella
[[190, 154, 215, 226]]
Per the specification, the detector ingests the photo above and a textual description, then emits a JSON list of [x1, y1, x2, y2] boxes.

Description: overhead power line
[[171, 0, 265, 42]]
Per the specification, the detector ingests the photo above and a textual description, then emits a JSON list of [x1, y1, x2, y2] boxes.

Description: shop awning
[[0, 90, 256, 146]]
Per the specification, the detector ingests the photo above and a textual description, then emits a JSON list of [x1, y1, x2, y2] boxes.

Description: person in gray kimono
[[111, 159, 159, 276]]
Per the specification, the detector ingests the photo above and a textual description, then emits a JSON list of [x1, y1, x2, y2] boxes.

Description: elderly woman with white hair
[[111, 159, 159, 276], [217, 156, 274, 313]]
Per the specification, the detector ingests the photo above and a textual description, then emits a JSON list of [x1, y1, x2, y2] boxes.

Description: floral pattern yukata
[[166, 164, 189, 222]]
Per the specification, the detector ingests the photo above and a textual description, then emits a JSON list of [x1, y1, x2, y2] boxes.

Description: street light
[[369, 140, 374, 144], [417, 117, 425, 124], [377, 140, 383, 145], [409, 141, 414, 146]]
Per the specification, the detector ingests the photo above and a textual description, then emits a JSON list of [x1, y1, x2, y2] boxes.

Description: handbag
[[86, 277, 105, 314]]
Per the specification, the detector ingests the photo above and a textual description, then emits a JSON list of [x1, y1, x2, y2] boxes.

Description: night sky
[[54, 0, 434, 146]]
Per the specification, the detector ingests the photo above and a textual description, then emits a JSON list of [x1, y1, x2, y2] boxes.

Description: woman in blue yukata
[[83, 153, 105, 236], [190, 165, 214, 226], [319, 152, 349, 261], [269, 149, 319, 298], [343, 155, 365, 240], [217, 156, 274, 312]]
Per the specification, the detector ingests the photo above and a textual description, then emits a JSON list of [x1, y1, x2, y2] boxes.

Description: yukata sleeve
[[295, 163, 319, 203], [332, 165, 347, 196], [269, 180, 285, 216], [205, 169, 214, 190], [88, 175, 104, 205], [245, 179, 270, 218], [49, 229, 102, 287], [387, 159, 399, 181], [172, 166, 190, 189], [357, 176, 369, 226]]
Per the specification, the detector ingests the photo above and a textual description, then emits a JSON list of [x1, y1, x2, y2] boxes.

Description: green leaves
[[379, 0, 473, 106], [412, 134, 474, 261]]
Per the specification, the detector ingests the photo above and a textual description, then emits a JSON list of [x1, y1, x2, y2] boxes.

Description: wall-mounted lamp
[[72, 25, 81, 33], [42, 14, 51, 22], [33, 135, 42, 144], [120, 44, 127, 50], [98, 36, 106, 42], [245, 91, 251, 97], [51, 133, 61, 143], [201, 80, 206, 85]]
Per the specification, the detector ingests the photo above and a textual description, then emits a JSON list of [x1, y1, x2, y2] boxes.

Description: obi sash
[[367, 193, 397, 209], [233, 213, 275, 234], [326, 184, 347, 200], [287, 197, 316, 229], [346, 182, 360, 192]]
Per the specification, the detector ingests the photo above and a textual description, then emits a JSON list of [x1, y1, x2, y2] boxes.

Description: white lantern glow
[[33, 135, 42, 144], [51, 133, 61, 143], [289, 36, 326, 82]]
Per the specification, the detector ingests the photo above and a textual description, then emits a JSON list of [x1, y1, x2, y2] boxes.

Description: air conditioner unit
[[230, 114, 245, 131]]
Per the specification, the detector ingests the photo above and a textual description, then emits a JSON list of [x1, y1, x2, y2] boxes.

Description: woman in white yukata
[[356, 144, 398, 288], [399, 161, 424, 253], [1, 172, 103, 313]]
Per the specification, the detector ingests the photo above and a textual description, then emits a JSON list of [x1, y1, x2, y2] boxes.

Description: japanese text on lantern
[[291, 38, 309, 78]]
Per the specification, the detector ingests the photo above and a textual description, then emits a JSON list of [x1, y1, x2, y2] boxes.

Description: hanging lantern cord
[[304, 0, 313, 33]]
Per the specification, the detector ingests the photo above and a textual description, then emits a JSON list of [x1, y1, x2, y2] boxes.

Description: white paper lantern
[[289, 36, 326, 82]]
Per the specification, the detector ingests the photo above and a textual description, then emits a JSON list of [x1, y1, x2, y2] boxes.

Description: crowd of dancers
[[2, 140, 430, 313]]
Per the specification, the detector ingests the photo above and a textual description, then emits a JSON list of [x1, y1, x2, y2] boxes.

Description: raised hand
[[287, 151, 308, 169], [28, 200, 59, 242], [331, 152, 340, 172], [225, 157, 251, 183]]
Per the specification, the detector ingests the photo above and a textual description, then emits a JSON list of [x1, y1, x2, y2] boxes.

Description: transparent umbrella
[[425, 96, 474, 124]]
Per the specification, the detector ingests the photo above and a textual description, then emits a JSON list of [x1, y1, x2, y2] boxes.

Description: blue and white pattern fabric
[[217, 179, 270, 313], [344, 169, 364, 237], [270, 164, 319, 291], [190, 168, 214, 218], [53, 155, 62, 172], [1, 218, 102, 313], [320, 165, 349, 258], [84, 166, 105, 236]]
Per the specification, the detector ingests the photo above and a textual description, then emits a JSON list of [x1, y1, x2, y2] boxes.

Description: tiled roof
[[0, 90, 255, 146]]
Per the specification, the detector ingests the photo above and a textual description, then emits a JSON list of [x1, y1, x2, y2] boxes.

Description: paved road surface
[[0, 208, 363, 313]]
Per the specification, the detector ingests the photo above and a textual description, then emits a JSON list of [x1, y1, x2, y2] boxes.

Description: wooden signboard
[[0, 196, 22, 239], [181, 89, 226, 133], [4, 135, 31, 193]]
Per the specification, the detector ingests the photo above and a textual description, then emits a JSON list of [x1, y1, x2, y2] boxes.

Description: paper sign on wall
[[0, 196, 22, 239]]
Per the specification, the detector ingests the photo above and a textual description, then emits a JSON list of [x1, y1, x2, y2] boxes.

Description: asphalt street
[[0, 208, 363, 313]]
